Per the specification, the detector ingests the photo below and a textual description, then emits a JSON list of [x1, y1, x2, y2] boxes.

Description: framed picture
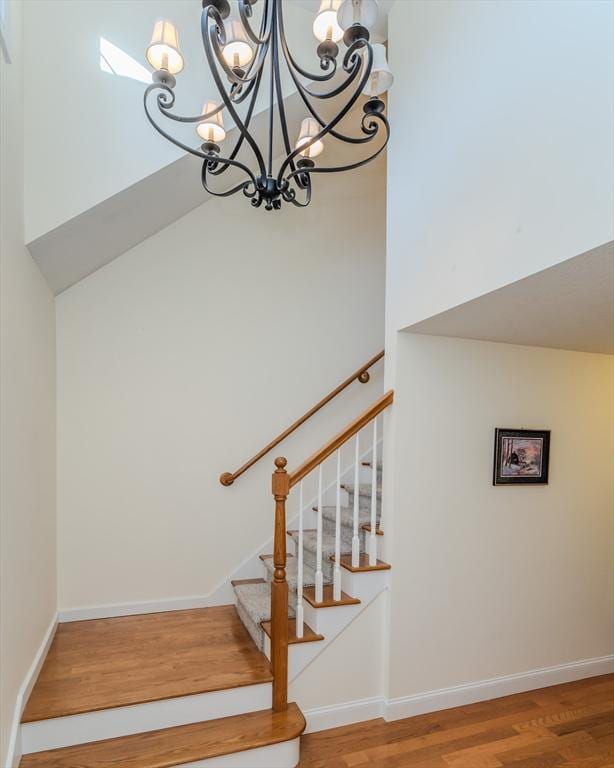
[[493, 428, 550, 485]]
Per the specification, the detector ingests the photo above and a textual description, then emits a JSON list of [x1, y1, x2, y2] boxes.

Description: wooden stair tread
[[21, 606, 273, 723], [261, 618, 324, 644], [19, 703, 305, 768], [332, 553, 391, 572], [303, 586, 361, 608], [361, 523, 384, 535]]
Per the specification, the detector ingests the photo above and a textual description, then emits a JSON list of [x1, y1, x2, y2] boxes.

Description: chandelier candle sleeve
[[143, 0, 392, 211]]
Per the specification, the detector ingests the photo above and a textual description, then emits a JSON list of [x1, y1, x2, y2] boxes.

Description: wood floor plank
[[298, 675, 614, 767], [19, 703, 305, 768], [22, 605, 273, 722]]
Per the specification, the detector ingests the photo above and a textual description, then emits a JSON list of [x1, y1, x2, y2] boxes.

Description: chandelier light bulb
[[222, 20, 254, 69], [313, 0, 343, 43], [337, 0, 379, 31], [363, 43, 393, 96], [146, 19, 184, 74], [295, 117, 324, 159], [196, 102, 226, 143]]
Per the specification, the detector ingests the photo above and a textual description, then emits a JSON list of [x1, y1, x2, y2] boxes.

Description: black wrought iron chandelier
[[143, 0, 392, 210]]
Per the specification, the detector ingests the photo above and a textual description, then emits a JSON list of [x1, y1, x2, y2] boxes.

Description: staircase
[[233, 464, 385, 654], [16, 353, 392, 768]]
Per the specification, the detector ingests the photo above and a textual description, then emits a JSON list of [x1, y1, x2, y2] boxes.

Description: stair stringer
[[261, 570, 389, 682]]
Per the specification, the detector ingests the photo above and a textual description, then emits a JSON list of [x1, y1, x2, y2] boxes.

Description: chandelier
[[143, 0, 393, 210]]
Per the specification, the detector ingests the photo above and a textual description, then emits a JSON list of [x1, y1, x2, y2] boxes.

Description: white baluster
[[296, 480, 304, 638], [351, 432, 360, 568], [315, 464, 324, 603], [333, 449, 342, 601], [369, 417, 378, 565]]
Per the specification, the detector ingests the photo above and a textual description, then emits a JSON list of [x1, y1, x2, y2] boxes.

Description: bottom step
[[19, 704, 305, 768]]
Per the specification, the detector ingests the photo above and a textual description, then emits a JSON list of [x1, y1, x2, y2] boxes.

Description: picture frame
[[493, 428, 550, 485]]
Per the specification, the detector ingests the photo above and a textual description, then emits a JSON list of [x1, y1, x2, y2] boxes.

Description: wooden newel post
[[271, 456, 290, 712]]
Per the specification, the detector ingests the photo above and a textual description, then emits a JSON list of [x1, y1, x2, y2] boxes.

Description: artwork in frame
[[493, 428, 550, 485]]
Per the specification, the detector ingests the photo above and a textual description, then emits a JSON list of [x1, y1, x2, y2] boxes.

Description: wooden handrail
[[220, 350, 384, 486], [288, 389, 394, 488]]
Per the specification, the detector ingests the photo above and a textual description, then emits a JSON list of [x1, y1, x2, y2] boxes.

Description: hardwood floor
[[299, 674, 614, 767], [22, 606, 273, 722]]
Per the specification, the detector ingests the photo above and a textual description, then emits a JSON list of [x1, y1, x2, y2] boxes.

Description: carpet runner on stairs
[[233, 477, 382, 651]]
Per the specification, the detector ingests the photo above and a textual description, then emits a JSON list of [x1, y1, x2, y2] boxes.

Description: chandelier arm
[[276, 0, 339, 83], [282, 182, 312, 207], [281, 42, 364, 101], [285, 72, 379, 145], [276, 42, 374, 183], [266, 2, 278, 176], [201, 157, 258, 197], [158, 101, 225, 124], [210, 65, 264, 176], [272, 5, 296, 174], [219, 9, 267, 105], [238, 0, 272, 45], [202, 4, 270, 88], [201, 8, 267, 177], [144, 85, 208, 159], [227, 0, 271, 103], [285, 113, 390, 181]]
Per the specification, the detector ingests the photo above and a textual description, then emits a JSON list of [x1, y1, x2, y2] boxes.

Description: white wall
[[56, 158, 386, 611], [382, 0, 614, 708], [290, 593, 386, 713], [386, 0, 614, 333], [384, 334, 613, 700], [0, 2, 57, 763]]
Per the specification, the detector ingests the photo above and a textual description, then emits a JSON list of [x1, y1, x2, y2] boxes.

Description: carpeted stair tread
[[317, 505, 380, 530], [261, 554, 321, 590], [301, 530, 348, 559], [342, 482, 382, 500], [235, 582, 295, 626]]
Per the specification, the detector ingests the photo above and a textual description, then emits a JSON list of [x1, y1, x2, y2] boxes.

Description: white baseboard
[[304, 696, 384, 734], [384, 654, 614, 721], [302, 654, 614, 734], [4, 614, 58, 768], [57, 594, 223, 623]]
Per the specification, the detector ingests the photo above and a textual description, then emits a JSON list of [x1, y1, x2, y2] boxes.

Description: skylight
[[100, 38, 151, 84]]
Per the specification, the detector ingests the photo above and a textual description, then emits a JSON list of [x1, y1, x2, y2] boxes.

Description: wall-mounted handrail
[[220, 350, 384, 486], [288, 389, 394, 488]]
